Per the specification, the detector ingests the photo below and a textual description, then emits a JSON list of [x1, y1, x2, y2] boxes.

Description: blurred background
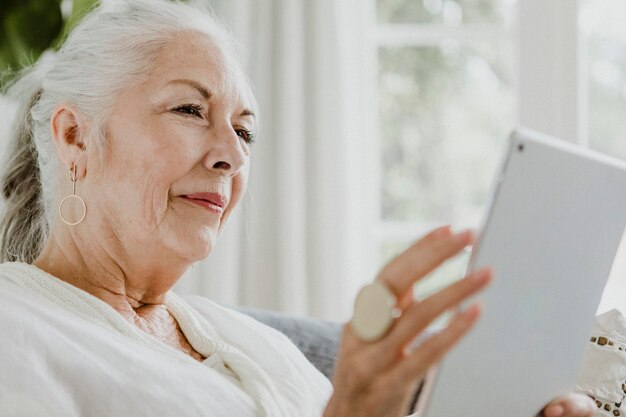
[[1, 0, 625, 321]]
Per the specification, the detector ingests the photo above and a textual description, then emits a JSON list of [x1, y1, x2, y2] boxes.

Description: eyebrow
[[166, 78, 212, 99], [240, 109, 256, 119], [166, 78, 256, 119]]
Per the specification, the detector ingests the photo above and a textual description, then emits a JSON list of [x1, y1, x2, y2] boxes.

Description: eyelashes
[[171, 103, 204, 118], [170, 104, 256, 145], [235, 127, 255, 145]]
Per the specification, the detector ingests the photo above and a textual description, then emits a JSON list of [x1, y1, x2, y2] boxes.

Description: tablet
[[417, 128, 626, 417]]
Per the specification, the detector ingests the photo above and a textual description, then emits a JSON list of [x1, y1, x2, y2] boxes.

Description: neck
[[33, 222, 190, 322]]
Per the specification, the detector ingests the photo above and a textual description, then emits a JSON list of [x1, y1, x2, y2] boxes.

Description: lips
[[181, 192, 227, 214]]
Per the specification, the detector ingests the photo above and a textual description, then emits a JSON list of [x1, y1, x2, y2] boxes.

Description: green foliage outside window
[[377, 0, 513, 25], [0, 0, 99, 82], [377, 0, 515, 226]]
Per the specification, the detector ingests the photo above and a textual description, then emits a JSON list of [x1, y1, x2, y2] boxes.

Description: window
[[581, 0, 626, 313], [375, 0, 517, 295], [373, 0, 626, 305], [583, 0, 626, 160]]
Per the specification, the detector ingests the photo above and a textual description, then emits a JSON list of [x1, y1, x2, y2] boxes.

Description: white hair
[[0, 0, 249, 262]]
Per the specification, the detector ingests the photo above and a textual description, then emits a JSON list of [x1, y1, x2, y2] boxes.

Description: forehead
[[149, 31, 255, 110]]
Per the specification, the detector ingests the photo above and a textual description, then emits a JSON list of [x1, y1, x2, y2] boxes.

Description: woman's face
[[81, 32, 256, 263]]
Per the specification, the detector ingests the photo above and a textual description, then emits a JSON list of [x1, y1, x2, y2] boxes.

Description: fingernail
[[432, 225, 452, 238], [471, 267, 492, 283], [546, 405, 564, 417], [461, 303, 481, 323], [454, 229, 474, 243]]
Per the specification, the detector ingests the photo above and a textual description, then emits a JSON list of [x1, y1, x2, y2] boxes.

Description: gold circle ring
[[58, 194, 86, 226]]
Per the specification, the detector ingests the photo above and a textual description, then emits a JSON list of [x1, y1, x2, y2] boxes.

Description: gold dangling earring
[[58, 164, 86, 226]]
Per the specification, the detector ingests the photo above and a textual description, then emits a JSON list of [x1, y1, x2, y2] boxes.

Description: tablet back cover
[[420, 129, 626, 417]]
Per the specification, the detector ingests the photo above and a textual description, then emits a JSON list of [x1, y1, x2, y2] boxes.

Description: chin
[[161, 210, 221, 261], [177, 227, 217, 262]]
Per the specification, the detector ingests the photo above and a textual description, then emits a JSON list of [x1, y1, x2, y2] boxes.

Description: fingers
[[328, 226, 486, 417], [543, 393, 596, 417], [396, 286, 414, 312], [378, 227, 474, 302], [382, 267, 492, 353], [388, 302, 482, 384]]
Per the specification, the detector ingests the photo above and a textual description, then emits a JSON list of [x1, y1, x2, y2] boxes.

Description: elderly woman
[[0, 1, 595, 416]]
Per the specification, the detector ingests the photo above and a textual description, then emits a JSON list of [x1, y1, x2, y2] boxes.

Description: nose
[[204, 127, 247, 176]]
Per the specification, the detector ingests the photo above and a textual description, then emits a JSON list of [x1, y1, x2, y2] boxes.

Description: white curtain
[[0, 0, 379, 322], [176, 0, 379, 321]]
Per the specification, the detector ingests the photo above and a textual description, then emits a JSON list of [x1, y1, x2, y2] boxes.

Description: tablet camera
[[518, 143, 525, 152]]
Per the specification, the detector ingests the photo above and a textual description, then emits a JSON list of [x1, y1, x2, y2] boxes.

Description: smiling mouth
[[180, 193, 226, 214]]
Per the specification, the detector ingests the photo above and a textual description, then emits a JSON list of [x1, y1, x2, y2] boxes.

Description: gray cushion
[[228, 307, 556, 415], [234, 306, 422, 415], [234, 306, 341, 379]]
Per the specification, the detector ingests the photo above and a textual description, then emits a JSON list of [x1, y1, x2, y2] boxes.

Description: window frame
[[371, 0, 583, 255]]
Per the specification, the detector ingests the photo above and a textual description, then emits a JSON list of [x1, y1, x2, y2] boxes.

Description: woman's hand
[[323, 226, 492, 417], [542, 393, 596, 417]]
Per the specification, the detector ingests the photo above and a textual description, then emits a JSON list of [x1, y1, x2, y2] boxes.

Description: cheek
[[97, 125, 196, 227], [231, 163, 249, 207], [219, 163, 249, 229]]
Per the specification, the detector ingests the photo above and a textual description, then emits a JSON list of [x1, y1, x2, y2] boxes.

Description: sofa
[[236, 307, 342, 379], [237, 306, 421, 415]]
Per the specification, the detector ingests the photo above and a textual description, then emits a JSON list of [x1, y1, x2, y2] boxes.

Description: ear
[[50, 104, 89, 178]]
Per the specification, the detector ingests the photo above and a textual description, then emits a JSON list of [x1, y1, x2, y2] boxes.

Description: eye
[[171, 103, 204, 118], [235, 127, 255, 145]]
